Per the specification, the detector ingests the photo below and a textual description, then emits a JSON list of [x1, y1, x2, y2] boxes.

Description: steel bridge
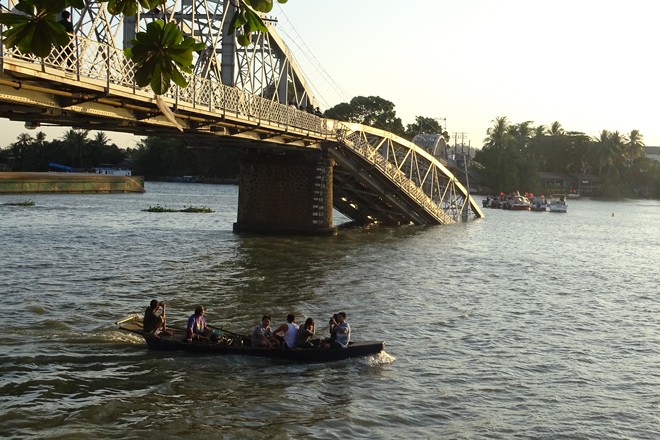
[[0, 0, 483, 232]]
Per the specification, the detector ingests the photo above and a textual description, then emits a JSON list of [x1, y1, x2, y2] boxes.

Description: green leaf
[[245, 9, 268, 33], [170, 67, 188, 88], [237, 32, 251, 47], [161, 21, 183, 47], [246, 0, 273, 13], [0, 6, 70, 58], [150, 62, 170, 95], [0, 13, 32, 27], [125, 19, 204, 95], [107, 0, 138, 16]]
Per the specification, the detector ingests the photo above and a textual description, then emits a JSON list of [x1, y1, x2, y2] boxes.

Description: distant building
[[645, 146, 660, 162], [537, 171, 601, 197]]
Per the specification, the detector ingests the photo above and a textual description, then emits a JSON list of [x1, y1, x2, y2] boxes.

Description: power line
[[274, 5, 351, 110]]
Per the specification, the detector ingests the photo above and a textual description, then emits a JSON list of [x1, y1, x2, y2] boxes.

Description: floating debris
[[143, 205, 213, 213]]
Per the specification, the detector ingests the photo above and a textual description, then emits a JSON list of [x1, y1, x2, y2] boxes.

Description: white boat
[[530, 196, 548, 212], [548, 194, 568, 213]]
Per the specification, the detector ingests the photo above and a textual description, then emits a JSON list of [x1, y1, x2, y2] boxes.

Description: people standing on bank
[[332, 312, 350, 348], [186, 305, 211, 342], [58, 10, 74, 68], [143, 299, 167, 334], [272, 314, 299, 349]]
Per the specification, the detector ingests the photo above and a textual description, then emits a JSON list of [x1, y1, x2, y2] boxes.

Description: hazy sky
[[275, 0, 659, 147], [1, 0, 657, 149]]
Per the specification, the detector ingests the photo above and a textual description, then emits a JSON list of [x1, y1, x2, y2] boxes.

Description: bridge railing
[[1, 33, 331, 138]]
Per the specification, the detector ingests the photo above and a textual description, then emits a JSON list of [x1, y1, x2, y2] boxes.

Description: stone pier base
[[233, 152, 335, 235]]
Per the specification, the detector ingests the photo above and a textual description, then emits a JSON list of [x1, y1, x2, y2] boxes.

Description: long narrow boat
[[116, 314, 385, 362]]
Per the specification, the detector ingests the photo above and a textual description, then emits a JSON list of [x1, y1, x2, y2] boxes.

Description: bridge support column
[[233, 152, 335, 235]]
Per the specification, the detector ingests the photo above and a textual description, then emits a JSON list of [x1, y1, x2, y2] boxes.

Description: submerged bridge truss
[[0, 0, 483, 229]]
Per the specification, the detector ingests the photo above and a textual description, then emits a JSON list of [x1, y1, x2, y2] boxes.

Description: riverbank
[[0, 172, 144, 194]]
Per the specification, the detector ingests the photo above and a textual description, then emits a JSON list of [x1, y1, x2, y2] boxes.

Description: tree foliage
[[324, 96, 405, 136], [403, 116, 448, 142], [125, 20, 204, 94], [130, 136, 240, 179], [1, 129, 126, 171], [474, 116, 660, 197], [0, 132, 241, 180]]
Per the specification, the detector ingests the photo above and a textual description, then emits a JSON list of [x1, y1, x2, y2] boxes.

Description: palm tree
[[625, 129, 645, 162], [548, 121, 564, 136], [93, 132, 110, 146], [592, 130, 625, 175], [508, 121, 534, 154], [61, 129, 90, 168], [483, 116, 513, 163], [34, 131, 47, 146], [9, 133, 34, 170]]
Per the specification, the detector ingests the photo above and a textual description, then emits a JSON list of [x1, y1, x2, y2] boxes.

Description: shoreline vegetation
[[2, 116, 659, 199]]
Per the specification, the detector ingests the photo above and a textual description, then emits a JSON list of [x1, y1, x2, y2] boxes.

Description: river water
[[1, 182, 658, 439]]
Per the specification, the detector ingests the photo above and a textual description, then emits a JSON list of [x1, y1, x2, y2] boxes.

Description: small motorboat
[[548, 194, 568, 213], [529, 196, 548, 212], [502, 195, 531, 210], [116, 314, 385, 363]]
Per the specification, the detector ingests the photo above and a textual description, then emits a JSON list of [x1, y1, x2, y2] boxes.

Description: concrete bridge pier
[[233, 151, 335, 235]]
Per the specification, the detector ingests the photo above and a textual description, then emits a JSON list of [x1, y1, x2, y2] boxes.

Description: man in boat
[[271, 314, 299, 349], [143, 299, 167, 334], [331, 312, 350, 348], [186, 305, 212, 342], [251, 315, 279, 347]]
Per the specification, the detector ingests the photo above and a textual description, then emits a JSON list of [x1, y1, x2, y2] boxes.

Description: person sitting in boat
[[320, 314, 339, 349], [330, 312, 350, 349], [295, 317, 318, 349], [251, 315, 279, 348], [271, 314, 299, 349], [143, 299, 167, 334], [186, 305, 211, 342]]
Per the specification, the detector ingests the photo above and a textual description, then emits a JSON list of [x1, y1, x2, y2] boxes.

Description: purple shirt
[[187, 314, 207, 335]]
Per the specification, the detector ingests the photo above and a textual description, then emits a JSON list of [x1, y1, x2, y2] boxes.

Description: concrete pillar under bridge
[[233, 152, 335, 235]]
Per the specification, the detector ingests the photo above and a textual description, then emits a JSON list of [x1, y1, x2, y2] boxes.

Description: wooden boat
[[116, 314, 385, 362]]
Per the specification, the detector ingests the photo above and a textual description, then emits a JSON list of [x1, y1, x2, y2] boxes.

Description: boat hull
[[117, 315, 384, 362], [548, 205, 567, 213]]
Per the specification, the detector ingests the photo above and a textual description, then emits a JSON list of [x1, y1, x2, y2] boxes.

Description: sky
[[1, 0, 658, 149], [273, 0, 660, 148]]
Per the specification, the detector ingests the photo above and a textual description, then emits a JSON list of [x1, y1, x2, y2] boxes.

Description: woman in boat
[[295, 317, 318, 349], [186, 305, 212, 342], [271, 314, 298, 349], [143, 299, 167, 334]]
